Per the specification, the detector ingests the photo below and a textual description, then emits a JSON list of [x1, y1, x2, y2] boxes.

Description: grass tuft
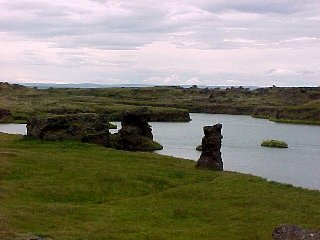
[[261, 139, 288, 148]]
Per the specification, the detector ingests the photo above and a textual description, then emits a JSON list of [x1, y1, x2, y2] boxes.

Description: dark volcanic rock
[[196, 123, 223, 171], [27, 113, 110, 146], [115, 108, 163, 151], [121, 108, 153, 140], [273, 225, 320, 240], [0, 108, 11, 122], [252, 106, 279, 119], [109, 108, 191, 123], [149, 109, 191, 122]]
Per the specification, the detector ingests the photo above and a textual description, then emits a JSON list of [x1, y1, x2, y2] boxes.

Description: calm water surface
[[1, 114, 320, 190], [0, 124, 27, 135]]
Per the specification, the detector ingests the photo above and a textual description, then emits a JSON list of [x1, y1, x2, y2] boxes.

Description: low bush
[[261, 139, 288, 148]]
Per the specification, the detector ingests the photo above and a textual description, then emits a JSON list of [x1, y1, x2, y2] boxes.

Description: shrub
[[261, 139, 288, 148]]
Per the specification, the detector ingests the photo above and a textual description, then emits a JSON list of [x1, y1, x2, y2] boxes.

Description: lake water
[[1, 114, 320, 190], [0, 124, 27, 135], [111, 113, 320, 190]]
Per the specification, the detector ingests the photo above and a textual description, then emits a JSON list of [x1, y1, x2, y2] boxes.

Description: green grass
[[1, 133, 319, 239], [1, 83, 319, 125], [261, 140, 288, 148], [270, 118, 320, 125], [149, 140, 164, 151]]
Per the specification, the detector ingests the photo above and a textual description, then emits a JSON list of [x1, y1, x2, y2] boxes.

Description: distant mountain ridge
[[18, 82, 258, 90], [21, 83, 152, 89]]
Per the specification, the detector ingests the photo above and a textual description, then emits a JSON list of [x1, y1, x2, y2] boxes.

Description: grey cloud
[[1, 0, 320, 86], [198, 0, 316, 15], [0, 1, 176, 49], [1, 0, 320, 50], [89, 0, 107, 3], [297, 70, 318, 75]]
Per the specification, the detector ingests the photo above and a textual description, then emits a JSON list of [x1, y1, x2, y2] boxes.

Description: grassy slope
[[0, 85, 190, 123], [1, 133, 320, 240]]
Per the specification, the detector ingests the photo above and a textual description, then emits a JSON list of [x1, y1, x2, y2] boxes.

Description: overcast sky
[[1, 0, 320, 86]]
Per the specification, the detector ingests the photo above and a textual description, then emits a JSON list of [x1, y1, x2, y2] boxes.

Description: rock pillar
[[196, 123, 223, 171], [116, 108, 162, 151]]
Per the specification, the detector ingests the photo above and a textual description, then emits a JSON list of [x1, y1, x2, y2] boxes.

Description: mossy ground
[[1, 83, 319, 124], [0, 133, 319, 240], [109, 133, 163, 151]]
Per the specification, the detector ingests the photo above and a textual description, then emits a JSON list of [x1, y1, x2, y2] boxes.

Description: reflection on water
[[1, 114, 320, 190]]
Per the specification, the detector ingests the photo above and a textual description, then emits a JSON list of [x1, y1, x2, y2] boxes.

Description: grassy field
[[0, 83, 190, 123], [1, 133, 320, 240]]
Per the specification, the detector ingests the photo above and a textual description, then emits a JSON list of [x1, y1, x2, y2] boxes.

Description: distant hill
[[20, 83, 153, 89], [18, 82, 258, 90]]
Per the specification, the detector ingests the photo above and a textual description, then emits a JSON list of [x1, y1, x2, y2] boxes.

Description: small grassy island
[[261, 139, 288, 148], [1, 133, 319, 239]]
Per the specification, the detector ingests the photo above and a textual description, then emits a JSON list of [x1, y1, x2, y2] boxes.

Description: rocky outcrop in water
[[196, 123, 223, 171], [113, 108, 163, 151], [272, 225, 320, 240], [27, 113, 110, 146]]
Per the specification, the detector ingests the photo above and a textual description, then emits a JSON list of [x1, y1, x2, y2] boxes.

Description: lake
[[1, 114, 320, 190], [112, 113, 320, 190], [0, 124, 27, 135]]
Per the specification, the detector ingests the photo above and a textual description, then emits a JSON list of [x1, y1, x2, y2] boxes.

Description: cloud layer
[[1, 0, 320, 86]]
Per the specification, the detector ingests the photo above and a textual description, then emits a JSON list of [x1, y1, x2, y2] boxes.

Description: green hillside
[[1, 133, 319, 240], [1, 82, 320, 124]]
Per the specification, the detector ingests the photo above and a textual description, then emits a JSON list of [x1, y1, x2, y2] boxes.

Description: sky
[[1, 0, 320, 86]]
